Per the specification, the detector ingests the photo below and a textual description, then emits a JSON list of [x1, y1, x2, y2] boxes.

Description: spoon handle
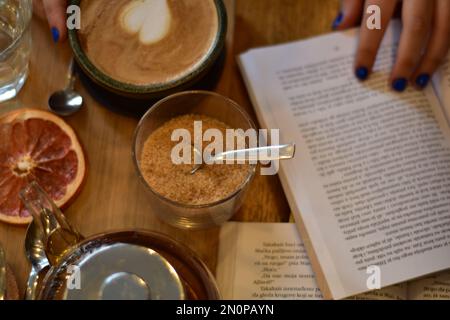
[[212, 143, 296, 162], [66, 59, 76, 90]]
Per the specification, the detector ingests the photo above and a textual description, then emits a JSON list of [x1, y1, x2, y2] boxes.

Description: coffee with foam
[[120, 0, 172, 44], [78, 0, 219, 86]]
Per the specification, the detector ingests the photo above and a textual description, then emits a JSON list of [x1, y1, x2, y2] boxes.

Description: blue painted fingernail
[[332, 12, 343, 30], [392, 78, 408, 92], [415, 74, 430, 88], [51, 27, 59, 43], [355, 67, 369, 81]]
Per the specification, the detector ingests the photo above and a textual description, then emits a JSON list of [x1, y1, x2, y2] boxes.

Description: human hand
[[333, 0, 450, 91], [33, 0, 68, 43]]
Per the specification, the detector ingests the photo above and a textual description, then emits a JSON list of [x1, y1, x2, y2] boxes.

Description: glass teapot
[[20, 182, 220, 300]]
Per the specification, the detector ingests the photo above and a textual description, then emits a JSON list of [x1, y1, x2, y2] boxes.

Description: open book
[[216, 222, 450, 300], [238, 21, 450, 299]]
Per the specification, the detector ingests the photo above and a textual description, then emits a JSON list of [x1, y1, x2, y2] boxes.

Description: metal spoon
[[0, 244, 6, 300], [24, 219, 50, 300], [190, 143, 296, 174], [48, 59, 83, 116]]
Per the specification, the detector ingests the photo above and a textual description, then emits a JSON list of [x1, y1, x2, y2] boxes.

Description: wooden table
[[0, 0, 339, 297]]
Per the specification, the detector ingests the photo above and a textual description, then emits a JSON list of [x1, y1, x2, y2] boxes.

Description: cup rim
[[1, 0, 32, 56], [68, 0, 227, 95], [132, 90, 257, 209]]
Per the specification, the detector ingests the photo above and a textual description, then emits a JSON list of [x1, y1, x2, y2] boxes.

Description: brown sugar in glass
[[133, 91, 256, 229], [140, 114, 251, 206]]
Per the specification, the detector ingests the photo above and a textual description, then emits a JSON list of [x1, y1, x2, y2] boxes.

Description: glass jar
[[133, 91, 257, 229], [0, 0, 32, 102]]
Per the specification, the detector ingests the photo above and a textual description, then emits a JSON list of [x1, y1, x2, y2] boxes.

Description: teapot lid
[[46, 242, 185, 300]]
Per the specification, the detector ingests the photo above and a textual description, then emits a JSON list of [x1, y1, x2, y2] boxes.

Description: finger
[[354, 0, 397, 80], [391, 0, 434, 91], [333, 0, 365, 30], [33, 0, 46, 20], [43, 0, 68, 43], [413, 0, 450, 89]]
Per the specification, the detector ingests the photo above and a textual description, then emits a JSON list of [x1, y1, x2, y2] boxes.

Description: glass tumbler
[[133, 91, 257, 229], [0, 0, 32, 102]]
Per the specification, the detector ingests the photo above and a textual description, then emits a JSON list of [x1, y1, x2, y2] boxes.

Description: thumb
[[333, 0, 365, 30], [43, 0, 68, 42]]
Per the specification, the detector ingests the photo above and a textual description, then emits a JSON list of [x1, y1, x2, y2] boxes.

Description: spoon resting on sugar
[[190, 143, 296, 175]]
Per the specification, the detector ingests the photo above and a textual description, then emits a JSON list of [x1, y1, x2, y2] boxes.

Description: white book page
[[216, 222, 407, 300], [239, 22, 450, 299], [407, 271, 450, 300], [216, 222, 323, 300], [349, 283, 406, 300], [432, 55, 450, 125]]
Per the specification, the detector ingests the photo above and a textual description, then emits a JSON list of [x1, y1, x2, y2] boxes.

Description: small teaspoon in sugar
[[190, 143, 296, 174]]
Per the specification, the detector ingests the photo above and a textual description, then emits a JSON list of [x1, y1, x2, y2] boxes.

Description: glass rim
[[0, 0, 32, 56], [132, 90, 257, 209]]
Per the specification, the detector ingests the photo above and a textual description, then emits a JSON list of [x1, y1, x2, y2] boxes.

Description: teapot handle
[[20, 182, 84, 266]]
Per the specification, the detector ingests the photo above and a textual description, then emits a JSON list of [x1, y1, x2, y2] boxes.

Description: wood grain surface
[[0, 0, 339, 297]]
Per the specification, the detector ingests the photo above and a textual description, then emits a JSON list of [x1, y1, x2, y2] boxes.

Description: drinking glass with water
[[0, 0, 32, 102]]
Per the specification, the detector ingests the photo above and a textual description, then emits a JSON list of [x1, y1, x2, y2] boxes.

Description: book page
[[432, 55, 450, 124], [216, 222, 323, 300], [407, 271, 450, 300], [349, 284, 406, 300], [239, 21, 450, 299], [216, 222, 407, 300]]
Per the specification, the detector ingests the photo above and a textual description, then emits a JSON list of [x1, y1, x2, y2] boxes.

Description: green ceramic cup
[[68, 0, 227, 99]]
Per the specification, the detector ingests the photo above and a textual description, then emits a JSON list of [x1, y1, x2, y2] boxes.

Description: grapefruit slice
[[0, 109, 86, 225]]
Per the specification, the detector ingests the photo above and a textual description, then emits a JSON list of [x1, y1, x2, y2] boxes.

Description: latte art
[[120, 0, 172, 44], [78, 0, 219, 86]]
